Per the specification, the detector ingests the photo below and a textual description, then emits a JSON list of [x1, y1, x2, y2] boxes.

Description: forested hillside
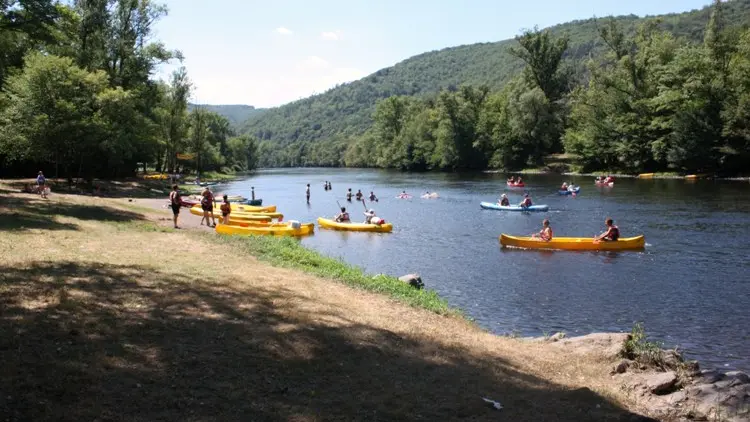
[[244, 0, 750, 174], [188, 104, 264, 127]]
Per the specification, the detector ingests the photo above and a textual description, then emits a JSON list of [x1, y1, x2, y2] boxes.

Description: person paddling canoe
[[334, 207, 350, 223], [519, 193, 532, 207], [595, 218, 620, 242], [532, 219, 553, 242]]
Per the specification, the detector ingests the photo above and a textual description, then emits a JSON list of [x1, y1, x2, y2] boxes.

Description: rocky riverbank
[[531, 333, 750, 421]]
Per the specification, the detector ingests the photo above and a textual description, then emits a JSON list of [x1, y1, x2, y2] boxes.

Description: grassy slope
[[0, 184, 659, 421], [241, 0, 750, 147]]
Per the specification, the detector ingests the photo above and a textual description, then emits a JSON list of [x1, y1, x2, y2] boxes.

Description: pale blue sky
[[154, 0, 712, 107]]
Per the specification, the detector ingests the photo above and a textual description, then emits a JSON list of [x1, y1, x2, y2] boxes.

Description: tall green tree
[[157, 66, 190, 172], [509, 27, 570, 103]]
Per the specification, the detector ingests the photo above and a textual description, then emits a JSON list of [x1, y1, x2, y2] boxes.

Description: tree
[[509, 27, 570, 103], [157, 66, 190, 172], [0, 0, 60, 89], [0, 52, 109, 178], [187, 107, 209, 173]]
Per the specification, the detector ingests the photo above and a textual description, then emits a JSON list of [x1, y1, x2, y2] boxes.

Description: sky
[[153, 0, 713, 108]]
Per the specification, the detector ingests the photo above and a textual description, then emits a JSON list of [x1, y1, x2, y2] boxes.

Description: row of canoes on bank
[[187, 203, 393, 236]]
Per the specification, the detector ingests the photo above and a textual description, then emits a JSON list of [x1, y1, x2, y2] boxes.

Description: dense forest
[[0, 0, 258, 180], [247, 0, 750, 175]]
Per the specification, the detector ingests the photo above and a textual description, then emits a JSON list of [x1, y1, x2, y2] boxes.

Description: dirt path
[[0, 188, 659, 421]]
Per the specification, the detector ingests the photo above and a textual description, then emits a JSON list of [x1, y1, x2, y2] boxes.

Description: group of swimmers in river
[[319, 183, 385, 225], [531, 218, 621, 243]]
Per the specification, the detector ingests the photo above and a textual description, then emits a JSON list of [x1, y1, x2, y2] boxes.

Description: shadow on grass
[[0, 194, 144, 232], [0, 261, 655, 421]]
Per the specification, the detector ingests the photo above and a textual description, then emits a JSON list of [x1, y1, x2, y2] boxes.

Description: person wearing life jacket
[[220, 195, 231, 224], [346, 188, 353, 202], [519, 193, 532, 207], [534, 219, 553, 242], [334, 207, 350, 223], [499, 194, 510, 206], [169, 184, 181, 229], [200, 187, 217, 227], [596, 218, 620, 242], [355, 189, 363, 201]]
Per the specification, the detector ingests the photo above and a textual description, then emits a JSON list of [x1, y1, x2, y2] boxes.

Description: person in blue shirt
[[36, 171, 47, 198]]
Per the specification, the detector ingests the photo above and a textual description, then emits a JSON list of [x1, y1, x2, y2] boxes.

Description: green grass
[[622, 322, 664, 366], [209, 233, 457, 316]]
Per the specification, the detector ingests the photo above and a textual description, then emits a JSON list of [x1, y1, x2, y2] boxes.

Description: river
[[220, 168, 750, 371]]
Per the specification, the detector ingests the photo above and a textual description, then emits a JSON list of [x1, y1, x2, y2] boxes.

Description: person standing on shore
[[169, 185, 181, 229], [220, 195, 231, 224], [306, 184, 311, 203], [200, 187, 216, 227], [36, 171, 47, 198]]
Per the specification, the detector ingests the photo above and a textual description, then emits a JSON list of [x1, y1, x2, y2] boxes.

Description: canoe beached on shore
[[216, 221, 314, 237], [189, 206, 273, 221], [499, 234, 646, 251]]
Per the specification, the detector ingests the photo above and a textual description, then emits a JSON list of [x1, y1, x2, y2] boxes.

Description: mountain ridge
[[240, 0, 750, 151], [187, 103, 265, 127]]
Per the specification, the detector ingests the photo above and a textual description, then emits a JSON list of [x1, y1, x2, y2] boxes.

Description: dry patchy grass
[[0, 187, 657, 421]]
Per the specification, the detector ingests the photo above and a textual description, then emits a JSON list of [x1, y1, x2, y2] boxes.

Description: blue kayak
[[558, 187, 580, 195], [480, 202, 549, 212]]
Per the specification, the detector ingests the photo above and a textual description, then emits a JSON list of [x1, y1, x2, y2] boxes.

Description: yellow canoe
[[228, 210, 284, 221], [222, 209, 284, 220], [638, 173, 655, 179], [216, 222, 314, 237], [205, 203, 278, 213], [317, 217, 393, 233], [189, 206, 272, 222], [499, 234, 645, 251], [230, 204, 276, 213]]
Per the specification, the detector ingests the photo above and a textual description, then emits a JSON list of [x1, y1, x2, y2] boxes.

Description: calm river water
[[221, 168, 750, 371]]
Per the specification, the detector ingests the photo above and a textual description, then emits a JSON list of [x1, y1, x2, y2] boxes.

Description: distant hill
[[188, 104, 265, 127], [241, 0, 750, 146]]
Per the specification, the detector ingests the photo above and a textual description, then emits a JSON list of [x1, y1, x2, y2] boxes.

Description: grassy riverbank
[[213, 234, 453, 314], [0, 182, 667, 421]]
